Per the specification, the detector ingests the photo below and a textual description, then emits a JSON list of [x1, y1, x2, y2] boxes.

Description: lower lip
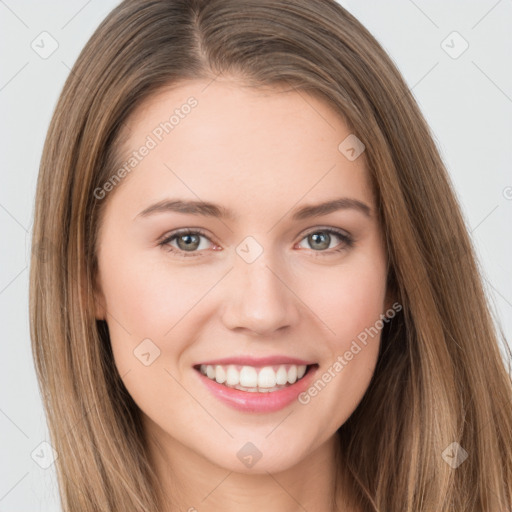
[[195, 365, 318, 413]]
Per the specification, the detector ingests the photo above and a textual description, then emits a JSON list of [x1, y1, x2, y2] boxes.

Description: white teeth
[[239, 366, 258, 387], [214, 365, 226, 384], [199, 363, 308, 391], [226, 365, 239, 386], [258, 366, 277, 388], [276, 366, 288, 385], [288, 365, 297, 384]]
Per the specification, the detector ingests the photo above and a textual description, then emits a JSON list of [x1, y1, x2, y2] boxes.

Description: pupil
[[178, 234, 199, 251], [310, 232, 329, 250]]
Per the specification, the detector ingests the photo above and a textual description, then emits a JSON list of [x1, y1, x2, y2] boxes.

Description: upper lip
[[194, 356, 316, 367]]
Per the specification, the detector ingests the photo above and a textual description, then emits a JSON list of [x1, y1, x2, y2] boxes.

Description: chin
[[202, 434, 314, 475]]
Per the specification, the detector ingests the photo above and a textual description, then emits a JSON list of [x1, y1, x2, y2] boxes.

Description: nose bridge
[[220, 240, 300, 335]]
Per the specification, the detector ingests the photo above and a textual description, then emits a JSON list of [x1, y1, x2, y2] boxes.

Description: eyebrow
[[135, 197, 372, 221]]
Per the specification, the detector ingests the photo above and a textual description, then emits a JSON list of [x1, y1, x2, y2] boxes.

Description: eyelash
[[158, 227, 354, 258]]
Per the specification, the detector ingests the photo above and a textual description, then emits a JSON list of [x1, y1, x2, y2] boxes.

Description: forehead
[[108, 78, 374, 220]]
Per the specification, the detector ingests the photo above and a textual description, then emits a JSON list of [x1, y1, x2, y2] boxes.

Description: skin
[[94, 78, 392, 512]]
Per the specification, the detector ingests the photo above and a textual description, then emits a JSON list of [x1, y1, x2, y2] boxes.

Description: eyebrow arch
[[135, 197, 372, 221]]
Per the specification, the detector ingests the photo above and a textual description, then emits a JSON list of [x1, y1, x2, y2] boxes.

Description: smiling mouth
[[193, 363, 317, 393]]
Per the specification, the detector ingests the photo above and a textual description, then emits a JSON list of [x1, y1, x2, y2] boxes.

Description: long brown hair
[[29, 0, 512, 510]]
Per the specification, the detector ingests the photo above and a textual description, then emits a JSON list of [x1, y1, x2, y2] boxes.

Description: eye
[[158, 229, 216, 258], [158, 227, 354, 258], [296, 228, 354, 255]]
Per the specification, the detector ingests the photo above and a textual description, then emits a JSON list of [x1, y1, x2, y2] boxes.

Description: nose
[[219, 251, 301, 337]]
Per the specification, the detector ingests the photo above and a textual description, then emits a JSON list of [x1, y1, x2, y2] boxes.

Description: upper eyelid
[[160, 228, 212, 244]]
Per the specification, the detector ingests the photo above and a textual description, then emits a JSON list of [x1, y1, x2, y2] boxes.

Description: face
[[94, 79, 391, 474]]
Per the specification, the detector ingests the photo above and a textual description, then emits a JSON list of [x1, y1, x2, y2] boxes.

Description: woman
[[29, 0, 512, 510]]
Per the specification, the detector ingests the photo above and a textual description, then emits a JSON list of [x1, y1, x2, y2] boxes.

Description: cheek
[[97, 251, 202, 414], [99, 248, 209, 337], [302, 258, 387, 347], [98, 247, 227, 385], [296, 263, 386, 429]]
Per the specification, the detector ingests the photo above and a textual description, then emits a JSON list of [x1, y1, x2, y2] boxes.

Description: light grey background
[[1, 1, 511, 510]]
